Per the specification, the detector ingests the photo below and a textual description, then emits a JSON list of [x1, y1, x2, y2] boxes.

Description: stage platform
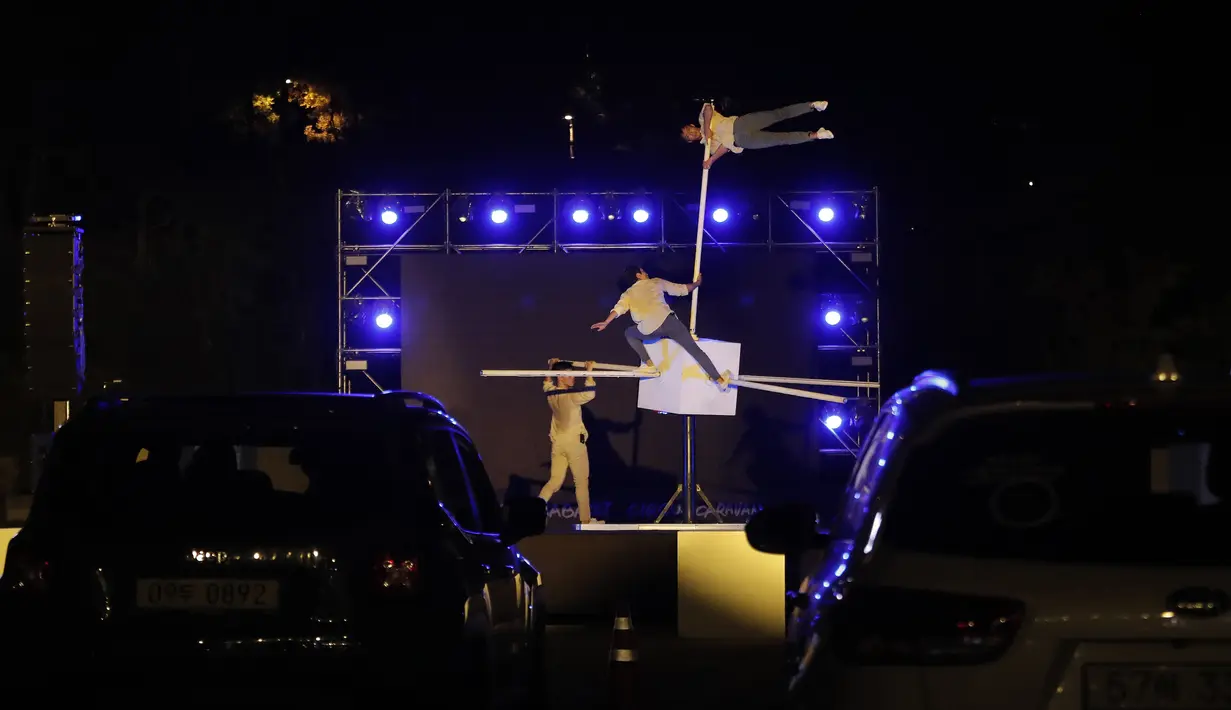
[[575, 523, 747, 531], [519, 522, 786, 640]]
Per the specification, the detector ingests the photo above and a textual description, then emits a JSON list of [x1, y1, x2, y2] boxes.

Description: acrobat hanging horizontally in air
[[680, 101, 834, 169]]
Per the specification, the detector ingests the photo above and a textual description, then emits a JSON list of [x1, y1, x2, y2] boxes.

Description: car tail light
[[1, 543, 52, 593], [832, 586, 1025, 666], [375, 557, 419, 595]]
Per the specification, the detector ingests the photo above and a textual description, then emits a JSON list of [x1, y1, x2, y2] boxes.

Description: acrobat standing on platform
[[539, 359, 603, 524], [681, 101, 833, 169], [590, 265, 731, 390]]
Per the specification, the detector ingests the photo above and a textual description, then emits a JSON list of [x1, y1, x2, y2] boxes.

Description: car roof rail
[[379, 390, 447, 413], [911, 370, 960, 395]]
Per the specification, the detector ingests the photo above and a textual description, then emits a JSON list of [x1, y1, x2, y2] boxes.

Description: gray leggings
[[732, 103, 815, 150], [624, 314, 722, 380]]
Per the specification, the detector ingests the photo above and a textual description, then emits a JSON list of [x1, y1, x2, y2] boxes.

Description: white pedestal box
[[636, 338, 741, 416]]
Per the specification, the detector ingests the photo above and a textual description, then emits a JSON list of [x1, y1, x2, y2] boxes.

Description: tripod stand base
[[653, 484, 723, 524]]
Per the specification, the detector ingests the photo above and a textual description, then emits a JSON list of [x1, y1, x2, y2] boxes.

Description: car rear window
[[33, 415, 432, 527], [882, 406, 1231, 565]]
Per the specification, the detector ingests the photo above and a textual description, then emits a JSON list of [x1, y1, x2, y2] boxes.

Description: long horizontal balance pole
[[557, 360, 641, 372], [739, 375, 880, 389], [558, 360, 878, 388], [731, 379, 847, 403], [480, 370, 658, 378]]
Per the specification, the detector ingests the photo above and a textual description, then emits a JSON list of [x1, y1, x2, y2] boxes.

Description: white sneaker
[[815, 129, 834, 140], [636, 364, 660, 376], [811, 100, 829, 111]]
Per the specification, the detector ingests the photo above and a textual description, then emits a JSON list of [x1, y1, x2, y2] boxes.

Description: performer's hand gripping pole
[[688, 103, 713, 337]]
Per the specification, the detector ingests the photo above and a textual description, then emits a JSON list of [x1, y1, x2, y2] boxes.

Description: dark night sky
[[1, 3, 1222, 447]]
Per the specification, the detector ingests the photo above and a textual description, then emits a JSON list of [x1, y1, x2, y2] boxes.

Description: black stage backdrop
[[401, 251, 847, 523]]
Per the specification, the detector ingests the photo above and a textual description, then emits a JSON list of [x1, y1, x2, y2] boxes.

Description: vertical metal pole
[[873, 186, 882, 410], [683, 415, 696, 524], [659, 193, 666, 251], [444, 189, 451, 254], [335, 190, 345, 393], [683, 104, 715, 524], [688, 103, 713, 336], [767, 192, 774, 251], [552, 191, 559, 252]]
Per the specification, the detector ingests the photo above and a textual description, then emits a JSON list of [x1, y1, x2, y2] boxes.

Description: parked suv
[[748, 372, 1231, 710], [0, 391, 547, 708]]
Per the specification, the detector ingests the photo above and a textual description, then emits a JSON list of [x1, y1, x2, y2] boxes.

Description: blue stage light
[[632, 208, 650, 223], [380, 209, 398, 225], [572, 209, 590, 224], [818, 207, 835, 222], [711, 208, 729, 223], [823, 309, 842, 326], [375, 313, 394, 329], [490, 209, 509, 224], [821, 404, 846, 430]]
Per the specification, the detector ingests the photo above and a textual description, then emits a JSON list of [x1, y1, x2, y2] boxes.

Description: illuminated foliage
[[252, 94, 281, 124], [304, 110, 347, 143], [289, 82, 330, 110], [238, 80, 353, 143]]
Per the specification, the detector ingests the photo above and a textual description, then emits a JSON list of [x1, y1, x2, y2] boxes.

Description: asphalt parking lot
[[0, 622, 784, 708], [546, 623, 787, 709]]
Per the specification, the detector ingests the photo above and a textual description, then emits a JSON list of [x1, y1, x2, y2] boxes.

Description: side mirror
[[745, 503, 830, 555], [501, 496, 547, 545]]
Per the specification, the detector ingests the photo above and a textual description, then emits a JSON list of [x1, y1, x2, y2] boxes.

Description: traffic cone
[[607, 603, 638, 709]]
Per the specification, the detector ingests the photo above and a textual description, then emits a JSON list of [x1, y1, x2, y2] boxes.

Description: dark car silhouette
[[0, 392, 547, 708]]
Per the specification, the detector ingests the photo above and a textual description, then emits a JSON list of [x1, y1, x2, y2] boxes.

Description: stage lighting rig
[[599, 193, 621, 221], [565, 196, 595, 224], [627, 191, 652, 224], [487, 193, 513, 224], [820, 297, 845, 327], [451, 195, 473, 223], [342, 191, 369, 221], [818, 295, 873, 330], [820, 404, 846, 430]]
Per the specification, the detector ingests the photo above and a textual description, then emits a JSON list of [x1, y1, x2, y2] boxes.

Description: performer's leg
[[568, 439, 596, 523], [655, 315, 723, 381], [735, 127, 829, 151], [539, 446, 568, 502], [735, 103, 816, 132], [624, 325, 657, 367]]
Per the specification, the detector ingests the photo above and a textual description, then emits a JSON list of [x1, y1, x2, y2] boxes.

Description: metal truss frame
[[334, 188, 882, 452]]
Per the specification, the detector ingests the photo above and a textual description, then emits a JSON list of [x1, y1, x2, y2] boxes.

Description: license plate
[[136, 579, 279, 611], [1084, 664, 1231, 709]]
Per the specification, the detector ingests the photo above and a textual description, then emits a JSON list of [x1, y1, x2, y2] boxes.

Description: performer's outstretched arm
[[591, 295, 629, 332], [703, 145, 728, 169], [700, 103, 714, 140]]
